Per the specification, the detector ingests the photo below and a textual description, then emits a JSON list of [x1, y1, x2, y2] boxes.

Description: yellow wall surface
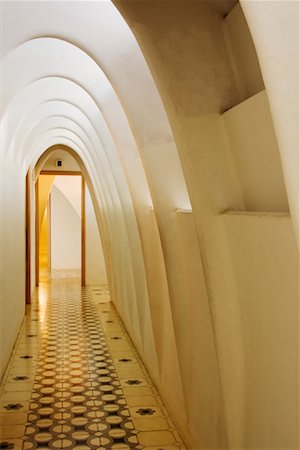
[[223, 3, 264, 103], [223, 90, 289, 212], [39, 208, 48, 270], [223, 212, 298, 448], [38, 175, 55, 231]]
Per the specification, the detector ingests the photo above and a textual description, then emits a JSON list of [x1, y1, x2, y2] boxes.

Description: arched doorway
[[26, 144, 108, 304], [36, 170, 85, 287]]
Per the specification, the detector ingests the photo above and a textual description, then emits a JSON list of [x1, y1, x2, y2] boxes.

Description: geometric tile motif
[[23, 281, 139, 449]]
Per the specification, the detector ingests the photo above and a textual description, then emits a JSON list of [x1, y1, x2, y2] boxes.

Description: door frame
[[35, 171, 86, 286], [47, 193, 52, 271], [81, 177, 86, 287], [25, 170, 31, 304], [35, 178, 39, 286]]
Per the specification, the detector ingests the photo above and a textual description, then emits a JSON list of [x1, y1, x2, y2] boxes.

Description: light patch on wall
[[50, 180, 81, 271], [53, 175, 82, 217]]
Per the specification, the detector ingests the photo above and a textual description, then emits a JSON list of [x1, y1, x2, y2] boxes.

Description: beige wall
[[38, 175, 55, 230], [223, 211, 298, 448], [113, 1, 299, 448], [240, 0, 299, 243], [50, 183, 81, 270], [0, 163, 26, 380], [223, 90, 289, 212], [85, 185, 107, 286], [223, 2, 264, 103]]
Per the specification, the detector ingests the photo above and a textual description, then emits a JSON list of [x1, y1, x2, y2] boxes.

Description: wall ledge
[[175, 208, 193, 214], [222, 210, 290, 218]]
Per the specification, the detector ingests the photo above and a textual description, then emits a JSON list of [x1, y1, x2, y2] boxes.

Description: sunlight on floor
[[0, 278, 186, 449]]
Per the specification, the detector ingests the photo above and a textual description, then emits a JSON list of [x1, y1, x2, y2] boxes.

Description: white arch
[[0, 4, 189, 445]]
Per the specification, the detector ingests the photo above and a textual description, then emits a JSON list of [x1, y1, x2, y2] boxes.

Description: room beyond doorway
[[36, 172, 85, 286]]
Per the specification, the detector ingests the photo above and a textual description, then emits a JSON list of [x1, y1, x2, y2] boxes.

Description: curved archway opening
[[30, 144, 109, 298]]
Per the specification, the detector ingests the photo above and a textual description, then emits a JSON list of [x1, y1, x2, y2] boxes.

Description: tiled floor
[[0, 276, 186, 450]]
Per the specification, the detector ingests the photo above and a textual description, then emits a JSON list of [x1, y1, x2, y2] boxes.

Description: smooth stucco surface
[[0, 2, 298, 448]]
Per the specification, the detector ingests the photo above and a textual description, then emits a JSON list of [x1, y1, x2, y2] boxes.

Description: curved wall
[[0, 2, 298, 449], [112, 1, 299, 448]]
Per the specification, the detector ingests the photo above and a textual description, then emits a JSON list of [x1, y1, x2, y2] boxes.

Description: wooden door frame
[[81, 177, 86, 287], [35, 171, 86, 286], [35, 178, 39, 286], [47, 193, 52, 271], [25, 170, 31, 304]]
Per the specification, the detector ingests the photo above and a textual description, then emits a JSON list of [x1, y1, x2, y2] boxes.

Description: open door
[[35, 172, 86, 286]]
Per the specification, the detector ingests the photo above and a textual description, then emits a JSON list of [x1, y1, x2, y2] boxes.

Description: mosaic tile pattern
[[0, 277, 186, 450]]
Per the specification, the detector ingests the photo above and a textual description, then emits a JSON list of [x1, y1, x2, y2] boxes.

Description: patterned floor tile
[[0, 277, 186, 450]]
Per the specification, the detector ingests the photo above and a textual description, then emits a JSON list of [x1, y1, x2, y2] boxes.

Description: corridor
[[0, 277, 185, 450], [1, 1, 298, 448]]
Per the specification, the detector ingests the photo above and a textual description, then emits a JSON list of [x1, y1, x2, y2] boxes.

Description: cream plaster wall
[[223, 90, 289, 212], [223, 212, 298, 448], [43, 150, 81, 173], [0, 161, 27, 380], [50, 184, 81, 270], [53, 176, 82, 217], [85, 186, 107, 286], [113, 1, 299, 448], [38, 175, 55, 230], [223, 2, 264, 103], [240, 0, 299, 243]]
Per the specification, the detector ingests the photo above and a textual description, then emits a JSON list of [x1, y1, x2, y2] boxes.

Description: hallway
[[0, 277, 185, 450], [1, 1, 298, 448]]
